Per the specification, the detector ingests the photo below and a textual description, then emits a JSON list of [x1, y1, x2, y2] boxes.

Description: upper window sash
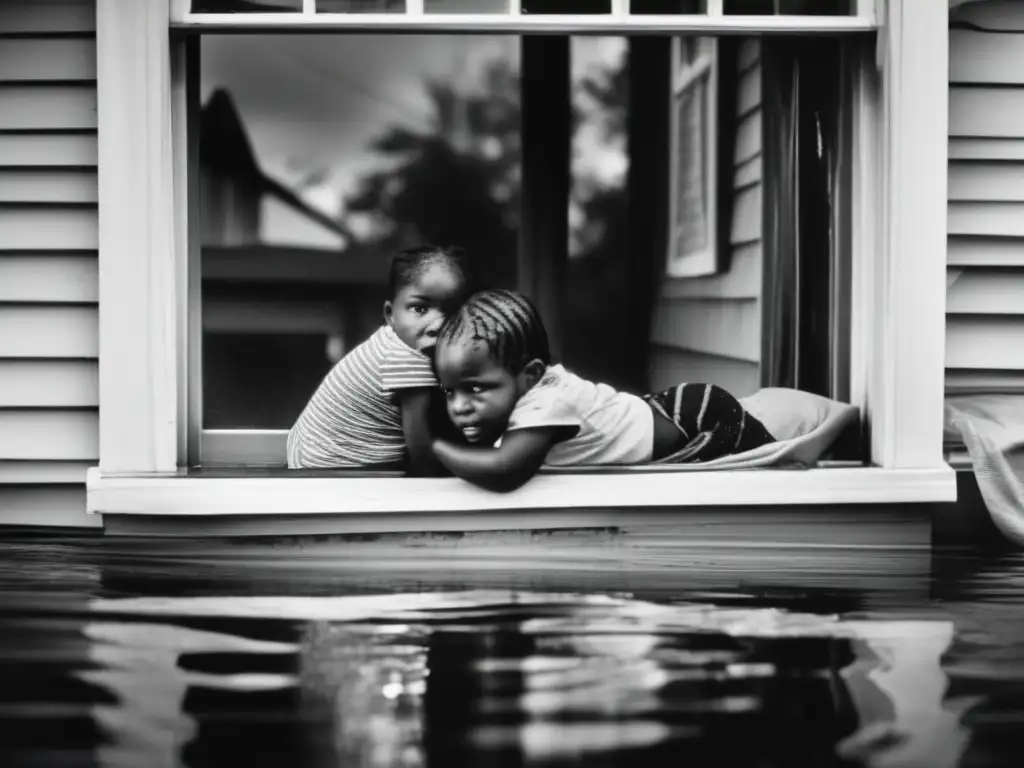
[[170, 0, 879, 32]]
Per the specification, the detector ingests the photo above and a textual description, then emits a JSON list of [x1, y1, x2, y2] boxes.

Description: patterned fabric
[[645, 383, 776, 464], [287, 325, 437, 469]]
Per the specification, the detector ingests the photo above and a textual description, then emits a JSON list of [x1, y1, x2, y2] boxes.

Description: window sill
[[87, 465, 955, 531]]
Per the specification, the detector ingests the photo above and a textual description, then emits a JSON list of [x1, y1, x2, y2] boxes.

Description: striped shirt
[[287, 325, 437, 468]]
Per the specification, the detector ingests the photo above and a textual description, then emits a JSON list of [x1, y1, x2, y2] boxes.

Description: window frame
[[89, 0, 955, 520]]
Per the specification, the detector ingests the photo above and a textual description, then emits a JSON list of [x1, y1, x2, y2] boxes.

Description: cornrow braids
[[388, 245, 475, 298], [437, 289, 551, 373]]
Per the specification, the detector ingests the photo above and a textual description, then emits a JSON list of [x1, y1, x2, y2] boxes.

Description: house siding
[[0, 0, 100, 528], [649, 40, 762, 398], [948, 1, 1024, 397]]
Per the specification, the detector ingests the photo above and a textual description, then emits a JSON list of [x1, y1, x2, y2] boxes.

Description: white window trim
[[667, 36, 719, 278], [90, 0, 954, 523]]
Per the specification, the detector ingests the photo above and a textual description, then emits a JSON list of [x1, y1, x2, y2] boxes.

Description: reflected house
[[199, 89, 388, 429]]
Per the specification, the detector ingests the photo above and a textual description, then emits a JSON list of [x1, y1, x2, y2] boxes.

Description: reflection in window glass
[[193, 0, 302, 11], [316, 0, 404, 12], [724, 0, 852, 14], [674, 85, 707, 256], [631, 0, 705, 14], [521, 0, 611, 14], [425, 0, 507, 12], [201, 35, 520, 429]]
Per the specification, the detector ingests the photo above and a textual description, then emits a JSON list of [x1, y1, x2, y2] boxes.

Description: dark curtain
[[760, 38, 847, 398]]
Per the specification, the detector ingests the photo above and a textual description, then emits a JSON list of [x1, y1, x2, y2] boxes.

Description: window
[[88, 0, 955, 516], [668, 36, 718, 278]]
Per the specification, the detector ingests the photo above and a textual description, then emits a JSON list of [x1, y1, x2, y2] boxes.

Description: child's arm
[[397, 389, 451, 477], [431, 427, 560, 493]]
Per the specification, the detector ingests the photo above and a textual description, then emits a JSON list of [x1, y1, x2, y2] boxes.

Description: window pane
[[521, 0, 611, 14], [674, 81, 707, 254], [201, 35, 520, 430], [424, 0, 508, 12], [316, 0, 404, 12], [631, 0, 705, 14], [724, 0, 853, 14], [193, 0, 302, 11]]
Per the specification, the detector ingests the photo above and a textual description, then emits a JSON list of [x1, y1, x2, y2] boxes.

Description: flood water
[[2, 533, 1024, 767]]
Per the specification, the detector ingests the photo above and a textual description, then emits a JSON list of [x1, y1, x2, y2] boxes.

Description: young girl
[[287, 245, 473, 472], [431, 289, 776, 492]]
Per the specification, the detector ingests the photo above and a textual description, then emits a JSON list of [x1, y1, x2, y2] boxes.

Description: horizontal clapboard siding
[[650, 41, 762, 398], [1, 0, 98, 526], [947, 5, 1024, 398]]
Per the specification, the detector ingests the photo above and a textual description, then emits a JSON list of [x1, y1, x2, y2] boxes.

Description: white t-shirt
[[505, 364, 654, 466]]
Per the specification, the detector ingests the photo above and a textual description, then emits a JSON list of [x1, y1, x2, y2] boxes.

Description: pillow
[[739, 387, 837, 443]]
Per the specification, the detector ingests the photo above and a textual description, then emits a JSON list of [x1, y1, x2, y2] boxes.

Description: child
[[431, 289, 776, 492], [287, 245, 473, 472]]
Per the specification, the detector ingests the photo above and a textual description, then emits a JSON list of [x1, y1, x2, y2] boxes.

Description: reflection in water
[[4, 541, 1024, 766]]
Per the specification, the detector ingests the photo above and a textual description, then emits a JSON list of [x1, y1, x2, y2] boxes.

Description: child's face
[[384, 265, 467, 352], [435, 340, 531, 446]]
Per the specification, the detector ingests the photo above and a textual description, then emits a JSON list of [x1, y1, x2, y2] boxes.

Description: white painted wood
[[733, 154, 761, 189], [0, 39, 97, 82], [736, 64, 761, 117], [737, 38, 760, 73], [660, 242, 761, 300], [848, 44, 879, 438], [949, 202, 1024, 236], [0, 254, 98, 302], [0, 208, 98, 250], [175, 13, 878, 32], [950, 88, 1024, 139], [871, 0, 949, 469], [0, 306, 98, 358], [648, 345, 760, 398], [948, 163, 1024, 202], [946, 269, 1024, 314], [0, 171, 97, 204], [0, 461, 93, 484], [950, 29, 1024, 85], [0, 0, 95, 33], [947, 317, 1024, 369], [730, 184, 761, 245], [946, 369, 1024, 394], [0, 487, 99, 529], [947, 236, 1024, 266], [650, 297, 760, 362], [0, 411, 98, 461], [85, 466, 955, 521], [0, 134, 98, 168], [734, 109, 761, 166], [200, 430, 289, 467], [0, 360, 98, 406], [950, 139, 1024, 161], [96, 0, 179, 474], [0, 86, 96, 130], [953, 0, 1024, 30]]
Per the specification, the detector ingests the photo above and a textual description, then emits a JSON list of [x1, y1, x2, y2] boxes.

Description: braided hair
[[437, 289, 550, 373], [388, 245, 475, 298]]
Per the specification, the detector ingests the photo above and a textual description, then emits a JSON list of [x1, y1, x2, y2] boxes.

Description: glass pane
[[425, 0, 507, 12], [631, 0, 705, 14], [521, 0, 611, 14], [193, 0, 302, 11], [724, 0, 853, 14], [316, 0, 404, 12], [200, 35, 521, 430], [674, 81, 707, 253]]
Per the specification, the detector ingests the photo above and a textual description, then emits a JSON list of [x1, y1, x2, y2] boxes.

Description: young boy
[[431, 289, 776, 491], [287, 245, 473, 473]]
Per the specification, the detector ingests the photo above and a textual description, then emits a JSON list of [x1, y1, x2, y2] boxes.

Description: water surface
[[1, 534, 1022, 767]]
